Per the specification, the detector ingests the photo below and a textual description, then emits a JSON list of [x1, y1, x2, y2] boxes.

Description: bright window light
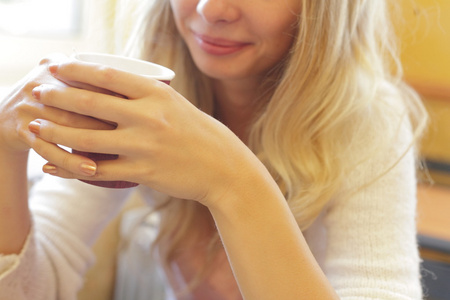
[[0, 0, 81, 37]]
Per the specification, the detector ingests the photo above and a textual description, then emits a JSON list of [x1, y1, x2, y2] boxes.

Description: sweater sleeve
[[0, 175, 134, 300], [323, 120, 423, 299]]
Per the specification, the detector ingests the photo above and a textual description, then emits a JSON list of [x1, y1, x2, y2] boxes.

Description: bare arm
[[0, 71, 39, 254], [0, 149, 31, 254], [0, 55, 113, 255], [206, 152, 339, 300]]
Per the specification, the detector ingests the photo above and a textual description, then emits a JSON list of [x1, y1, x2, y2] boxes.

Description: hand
[[29, 59, 261, 206], [0, 54, 114, 156], [0, 54, 121, 255]]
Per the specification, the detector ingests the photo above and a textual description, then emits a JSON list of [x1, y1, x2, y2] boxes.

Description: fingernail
[[31, 86, 41, 100], [80, 162, 97, 176], [43, 164, 57, 174], [48, 64, 58, 75], [28, 120, 41, 135]]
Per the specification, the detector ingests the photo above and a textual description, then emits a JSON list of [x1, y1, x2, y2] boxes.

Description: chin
[[196, 64, 252, 81]]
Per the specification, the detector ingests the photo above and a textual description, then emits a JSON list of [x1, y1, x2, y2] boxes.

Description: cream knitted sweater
[[0, 122, 423, 300]]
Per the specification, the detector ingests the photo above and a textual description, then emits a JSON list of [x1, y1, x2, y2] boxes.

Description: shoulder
[[341, 81, 417, 192]]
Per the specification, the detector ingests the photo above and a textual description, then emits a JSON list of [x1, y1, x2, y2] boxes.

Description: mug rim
[[73, 52, 175, 81]]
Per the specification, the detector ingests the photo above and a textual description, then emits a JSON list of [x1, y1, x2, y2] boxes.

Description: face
[[170, 0, 301, 83]]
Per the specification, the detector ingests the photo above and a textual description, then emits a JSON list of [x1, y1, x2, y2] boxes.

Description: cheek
[[170, 0, 196, 23], [262, 21, 297, 58], [169, 0, 188, 32]]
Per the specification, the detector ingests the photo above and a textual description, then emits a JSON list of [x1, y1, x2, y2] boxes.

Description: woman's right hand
[[0, 54, 117, 255], [0, 53, 114, 155], [0, 54, 80, 255]]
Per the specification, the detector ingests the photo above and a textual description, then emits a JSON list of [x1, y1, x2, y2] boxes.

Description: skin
[[171, 0, 299, 81], [0, 55, 114, 254], [171, 0, 300, 141], [0, 0, 339, 299]]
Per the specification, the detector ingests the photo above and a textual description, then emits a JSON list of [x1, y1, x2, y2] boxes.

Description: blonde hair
[[122, 0, 427, 281]]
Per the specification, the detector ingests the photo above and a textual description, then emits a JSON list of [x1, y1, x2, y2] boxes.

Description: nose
[[196, 0, 240, 24]]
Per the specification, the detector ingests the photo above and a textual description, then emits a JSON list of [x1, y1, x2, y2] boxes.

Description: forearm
[[209, 168, 338, 300], [0, 149, 31, 254]]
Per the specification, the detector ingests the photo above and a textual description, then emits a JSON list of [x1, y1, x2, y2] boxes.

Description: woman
[[0, 0, 427, 299]]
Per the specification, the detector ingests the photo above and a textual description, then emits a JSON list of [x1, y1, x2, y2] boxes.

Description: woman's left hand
[[29, 59, 261, 207]]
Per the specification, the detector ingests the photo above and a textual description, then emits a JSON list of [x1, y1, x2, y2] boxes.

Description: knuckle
[[39, 84, 57, 102], [77, 92, 97, 114], [17, 127, 27, 140], [41, 122, 55, 143], [138, 108, 171, 131], [52, 60, 77, 78], [24, 80, 41, 93], [17, 127, 33, 146], [97, 66, 120, 86], [77, 135, 97, 151], [60, 152, 72, 171], [56, 110, 75, 125], [134, 162, 155, 182]]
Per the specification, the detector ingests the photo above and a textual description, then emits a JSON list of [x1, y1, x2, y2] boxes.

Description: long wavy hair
[[119, 0, 427, 283]]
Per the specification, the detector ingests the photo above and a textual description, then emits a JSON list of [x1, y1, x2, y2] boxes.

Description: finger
[[37, 106, 116, 131], [57, 113, 117, 130], [29, 119, 121, 155], [37, 53, 70, 68], [48, 59, 164, 99], [42, 157, 138, 183], [54, 78, 128, 98], [32, 84, 129, 124], [24, 87, 115, 135], [30, 137, 98, 177], [42, 163, 98, 180], [70, 82, 126, 98], [37, 53, 114, 94], [18, 53, 69, 95]]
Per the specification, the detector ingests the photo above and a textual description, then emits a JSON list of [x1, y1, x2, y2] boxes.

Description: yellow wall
[[397, 0, 450, 90], [395, 0, 450, 177]]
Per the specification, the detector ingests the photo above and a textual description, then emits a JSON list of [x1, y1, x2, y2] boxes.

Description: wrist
[[0, 144, 29, 161], [206, 154, 284, 222]]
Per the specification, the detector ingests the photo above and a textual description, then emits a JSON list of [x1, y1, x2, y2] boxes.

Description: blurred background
[[395, 0, 450, 186], [392, 2, 450, 299], [0, 0, 113, 89], [0, 0, 449, 299]]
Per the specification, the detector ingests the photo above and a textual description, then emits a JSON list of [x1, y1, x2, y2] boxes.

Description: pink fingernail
[[31, 86, 41, 100], [48, 64, 58, 75], [28, 120, 41, 135]]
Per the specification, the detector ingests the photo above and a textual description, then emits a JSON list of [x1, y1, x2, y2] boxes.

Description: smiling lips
[[193, 33, 251, 56]]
